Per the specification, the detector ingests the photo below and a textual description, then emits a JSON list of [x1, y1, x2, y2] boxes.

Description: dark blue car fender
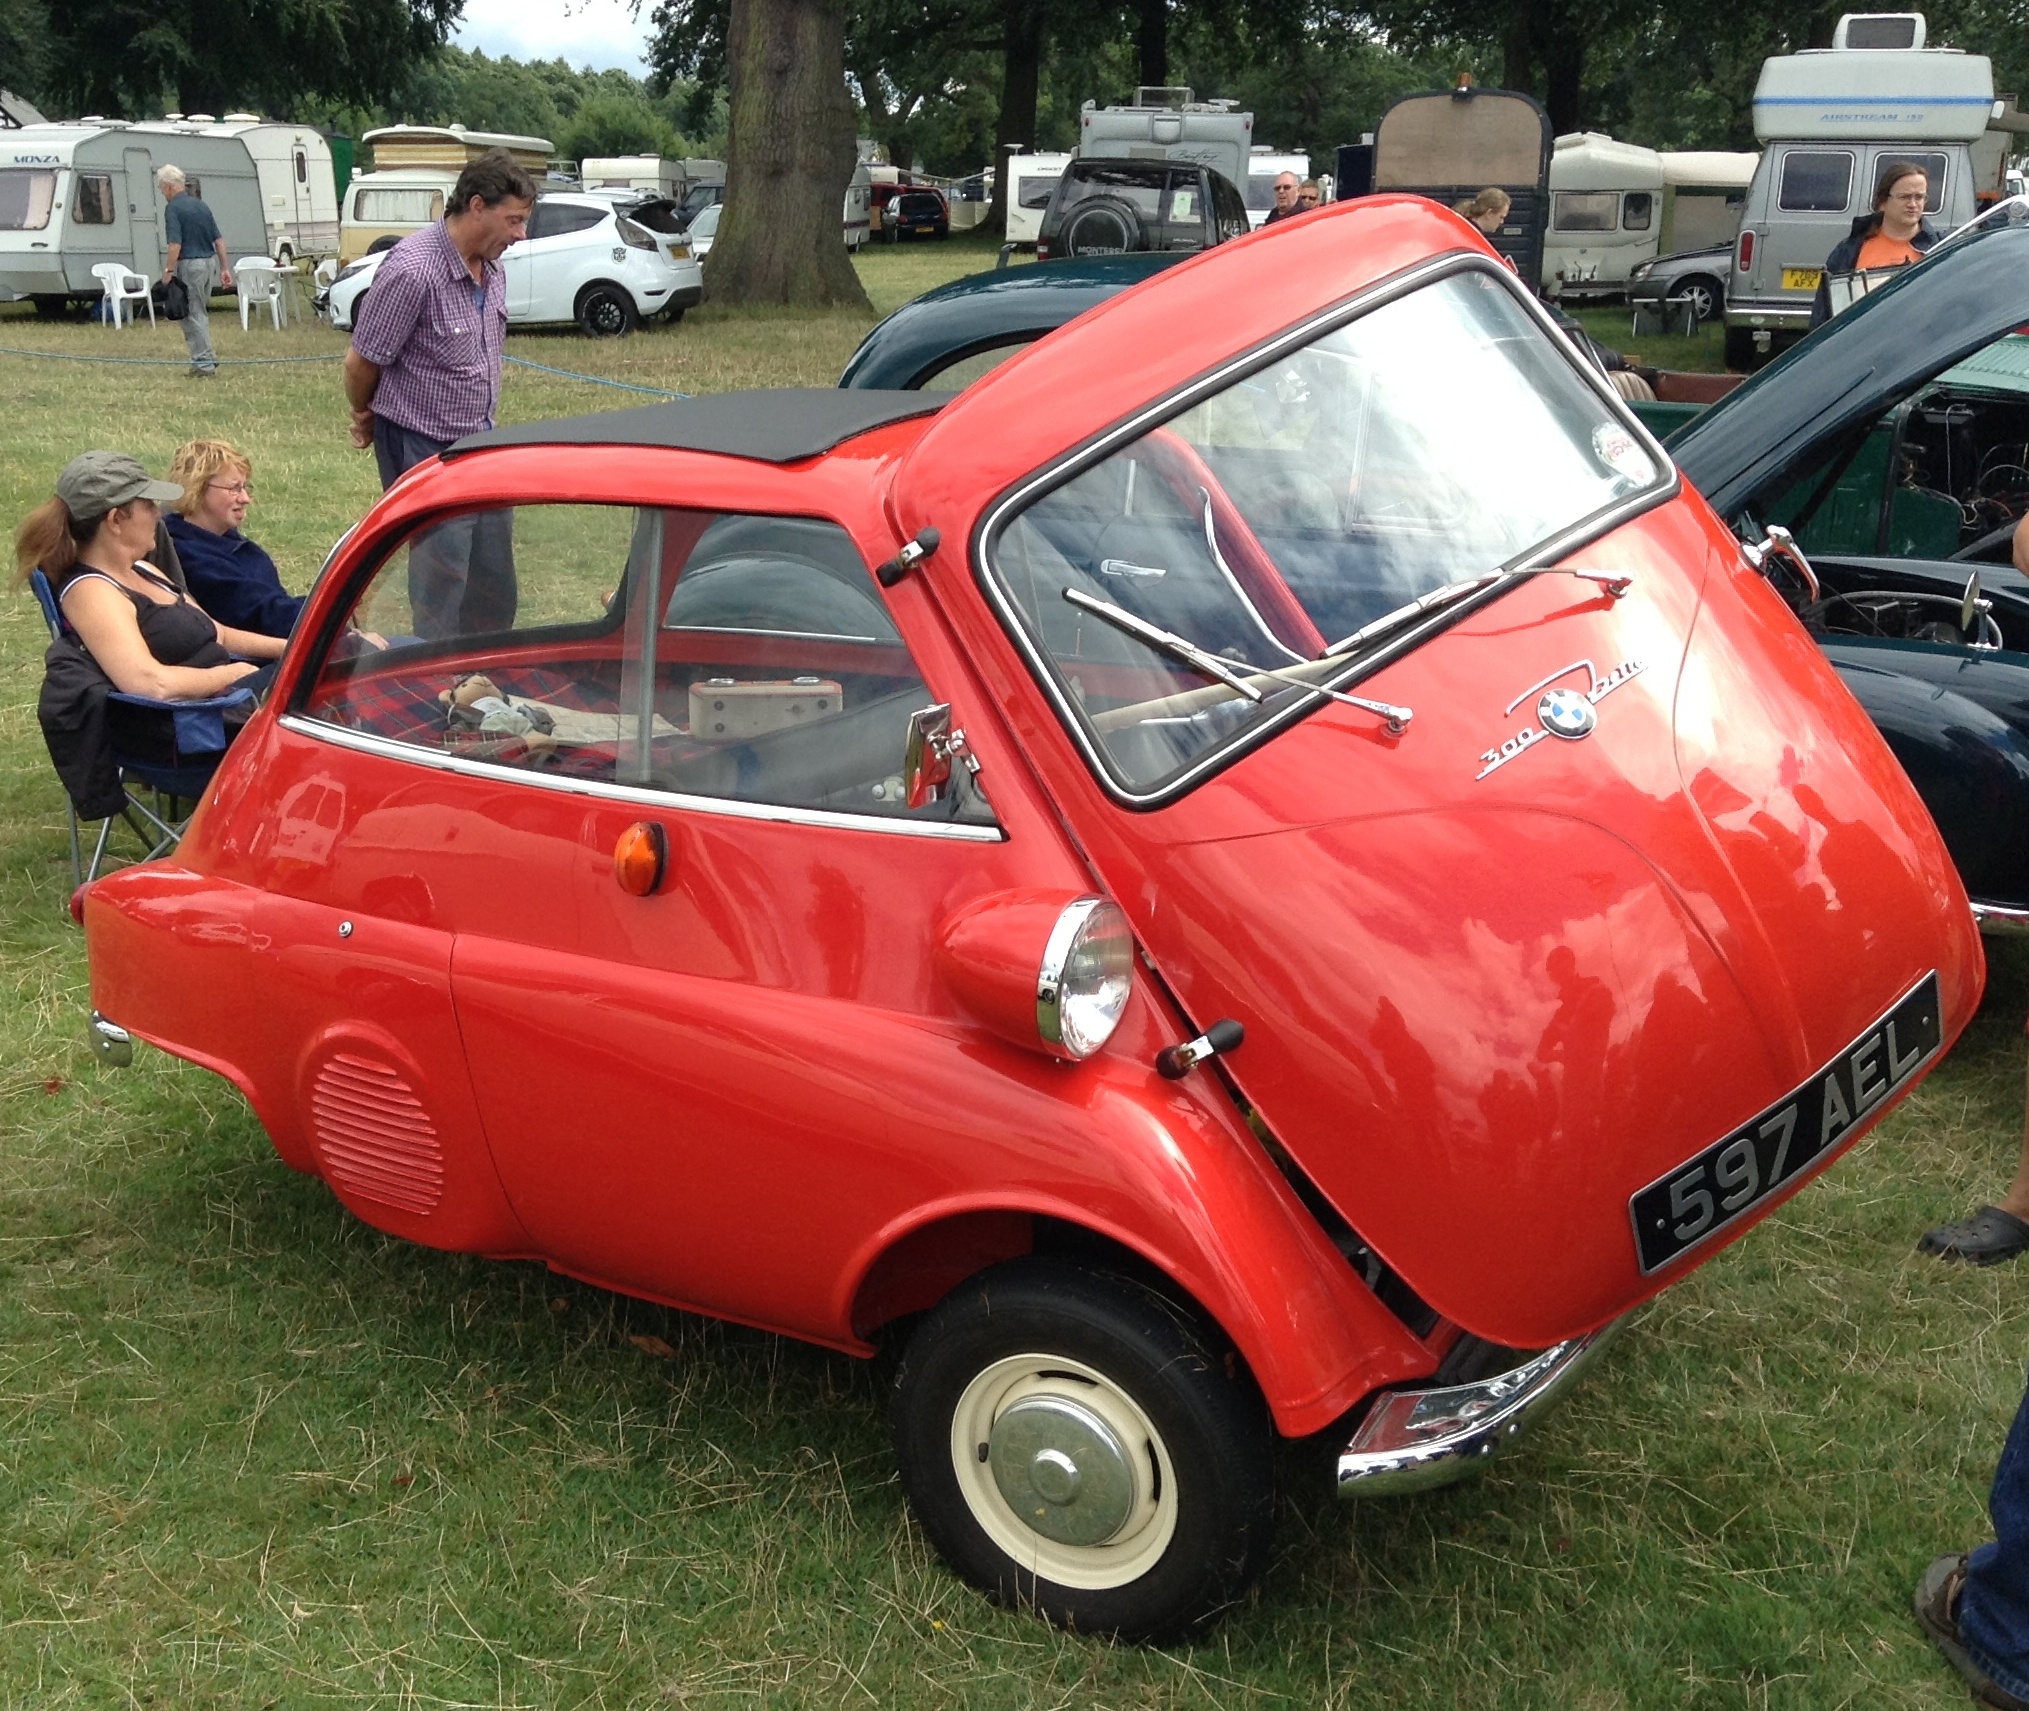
[[1821, 638, 2029, 913]]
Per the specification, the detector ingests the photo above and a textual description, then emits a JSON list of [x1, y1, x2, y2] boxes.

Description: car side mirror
[[1962, 571, 1984, 636]]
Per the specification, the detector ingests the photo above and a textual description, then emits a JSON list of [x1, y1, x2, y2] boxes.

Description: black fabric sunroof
[[443, 388, 944, 464]]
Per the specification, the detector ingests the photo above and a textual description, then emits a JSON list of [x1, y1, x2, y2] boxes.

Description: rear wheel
[[1061, 197, 1144, 257], [892, 1258, 1276, 1641], [577, 283, 637, 338]]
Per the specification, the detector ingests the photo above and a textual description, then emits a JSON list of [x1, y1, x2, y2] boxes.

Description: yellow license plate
[[1782, 267, 1824, 291]]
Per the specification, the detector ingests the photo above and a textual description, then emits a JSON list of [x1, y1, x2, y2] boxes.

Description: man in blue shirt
[[157, 164, 234, 379]]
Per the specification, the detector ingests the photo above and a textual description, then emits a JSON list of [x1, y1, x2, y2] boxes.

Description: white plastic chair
[[236, 258, 284, 330], [311, 257, 338, 293], [90, 262, 154, 328]]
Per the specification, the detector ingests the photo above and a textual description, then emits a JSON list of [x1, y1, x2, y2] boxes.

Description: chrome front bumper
[[88, 1011, 133, 1067], [1337, 1318, 1626, 1497]]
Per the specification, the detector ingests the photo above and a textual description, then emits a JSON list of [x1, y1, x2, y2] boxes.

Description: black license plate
[[1630, 971, 1941, 1273]]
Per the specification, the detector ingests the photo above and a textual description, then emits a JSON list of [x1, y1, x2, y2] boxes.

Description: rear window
[[1622, 191, 1652, 231], [530, 200, 608, 240], [1553, 191, 1618, 232], [1778, 152, 1854, 212], [1246, 176, 1276, 212], [1056, 164, 1166, 226], [1876, 151, 1947, 213], [0, 169, 55, 231], [897, 192, 942, 217], [353, 186, 444, 224]]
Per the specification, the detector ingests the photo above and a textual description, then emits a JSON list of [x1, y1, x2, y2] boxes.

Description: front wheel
[[892, 1258, 1276, 1641], [577, 283, 637, 338]]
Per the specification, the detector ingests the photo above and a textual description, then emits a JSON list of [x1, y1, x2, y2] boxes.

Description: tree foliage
[[31, 0, 464, 120]]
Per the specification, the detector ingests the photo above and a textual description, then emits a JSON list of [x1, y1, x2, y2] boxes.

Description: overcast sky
[[452, 0, 655, 74]]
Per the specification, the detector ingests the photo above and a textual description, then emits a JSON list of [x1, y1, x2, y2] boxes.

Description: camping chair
[[89, 262, 154, 328], [236, 257, 285, 330], [29, 568, 253, 902]]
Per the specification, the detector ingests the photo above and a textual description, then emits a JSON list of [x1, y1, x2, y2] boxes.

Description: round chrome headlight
[[1037, 898, 1134, 1059]]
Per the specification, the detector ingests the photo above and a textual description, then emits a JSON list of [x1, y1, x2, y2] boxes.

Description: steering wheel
[[1950, 517, 2021, 562]]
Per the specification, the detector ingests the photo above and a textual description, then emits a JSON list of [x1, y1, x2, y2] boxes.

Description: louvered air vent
[[308, 1052, 445, 1215]]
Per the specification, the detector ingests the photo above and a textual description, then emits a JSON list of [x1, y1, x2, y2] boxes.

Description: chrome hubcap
[[988, 1394, 1137, 1547]]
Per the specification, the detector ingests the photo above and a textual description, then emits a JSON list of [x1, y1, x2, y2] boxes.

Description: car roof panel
[[444, 388, 943, 465]]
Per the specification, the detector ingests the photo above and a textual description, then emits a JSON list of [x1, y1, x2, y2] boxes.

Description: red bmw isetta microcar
[[83, 199, 1981, 1639]]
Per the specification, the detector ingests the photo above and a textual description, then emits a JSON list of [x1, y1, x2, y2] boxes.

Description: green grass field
[[0, 238, 2019, 1708]]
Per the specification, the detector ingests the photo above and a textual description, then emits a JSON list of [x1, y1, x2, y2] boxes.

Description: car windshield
[[984, 265, 1669, 797]]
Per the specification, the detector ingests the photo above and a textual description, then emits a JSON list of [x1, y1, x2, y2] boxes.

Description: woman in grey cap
[[16, 450, 285, 701]]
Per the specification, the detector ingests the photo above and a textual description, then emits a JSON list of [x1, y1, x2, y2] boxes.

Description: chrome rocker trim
[[1972, 901, 2029, 936], [1336, 1317, 1627, 1497]]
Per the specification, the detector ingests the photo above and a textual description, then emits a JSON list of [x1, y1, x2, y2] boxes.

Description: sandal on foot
[[1918, 1207, 2029, 1266], [1915, 1552, 2029, 1710]]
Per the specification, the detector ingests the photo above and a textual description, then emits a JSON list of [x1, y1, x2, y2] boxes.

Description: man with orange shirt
[[1809, 161, 1940, 328]]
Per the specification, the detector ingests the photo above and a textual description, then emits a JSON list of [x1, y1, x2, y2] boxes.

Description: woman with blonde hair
[[20, 451, 284, 818], [164, 437, 305, 638]]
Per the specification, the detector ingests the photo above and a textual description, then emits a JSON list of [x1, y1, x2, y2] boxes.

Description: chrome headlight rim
[[1036, 896, 1133, 1059]]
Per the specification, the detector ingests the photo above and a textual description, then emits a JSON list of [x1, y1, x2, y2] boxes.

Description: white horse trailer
[[0, 122, 263, 310]]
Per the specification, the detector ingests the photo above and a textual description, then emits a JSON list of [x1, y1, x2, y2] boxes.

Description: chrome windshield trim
[[972, 250, 1679, 810], [280, 713, 1007, 841], [1337, 1316, 1627, 1497]]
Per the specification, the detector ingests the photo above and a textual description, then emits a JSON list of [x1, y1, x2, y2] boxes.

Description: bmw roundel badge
[[1537, 687, 1598, 739]]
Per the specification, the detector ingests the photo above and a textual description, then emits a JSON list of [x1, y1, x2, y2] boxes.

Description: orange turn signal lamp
[[613, 821, 668, 896]]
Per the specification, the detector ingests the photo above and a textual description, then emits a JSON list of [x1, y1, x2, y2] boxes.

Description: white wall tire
[[893, 1258, 1275, 1640]]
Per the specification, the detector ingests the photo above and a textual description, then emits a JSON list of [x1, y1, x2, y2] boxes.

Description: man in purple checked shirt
[[343, 150, 534, 640]]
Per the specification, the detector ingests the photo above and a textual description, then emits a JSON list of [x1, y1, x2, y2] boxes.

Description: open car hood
[[1672, 216, 2029, 518]]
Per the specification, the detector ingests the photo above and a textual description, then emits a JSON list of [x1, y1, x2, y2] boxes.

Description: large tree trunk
[[707, 0, 870, 308], [1539, 9, 1585, 133], [1500, 0, 1534, 95], [987, 0, 1043, 236], [1136, 0, 1166, 90]]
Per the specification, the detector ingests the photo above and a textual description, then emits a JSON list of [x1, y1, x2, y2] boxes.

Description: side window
[[72, 174, 116, 224], [295, 150, 308, 184], [299, 506, 993, 826], [1553, 191, 1618, 232], [1622, 191, 1653, 231], [1778, 151, 1854, 212]]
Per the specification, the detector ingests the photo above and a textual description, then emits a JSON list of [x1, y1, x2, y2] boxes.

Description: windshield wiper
[[1064, 587, 1413, 734], [1323, 566, 1632, 659]]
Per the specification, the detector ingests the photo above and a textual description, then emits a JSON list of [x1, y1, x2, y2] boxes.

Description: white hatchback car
[[324, 192, 704, 338]]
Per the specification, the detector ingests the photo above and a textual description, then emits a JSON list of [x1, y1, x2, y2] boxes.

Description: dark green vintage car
[[842, 213, 2029, 926]]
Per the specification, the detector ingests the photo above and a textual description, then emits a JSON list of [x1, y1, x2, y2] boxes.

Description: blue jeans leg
[[1961, 1365, 2029, 1702], [372, 416, 517, 641]]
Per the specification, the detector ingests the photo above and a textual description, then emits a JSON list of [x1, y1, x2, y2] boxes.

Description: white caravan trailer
[[1725, 12, 1989, 366], [162, 114, 338, 265], [1542, 132, 1665, 298], [1078, 90, 1252, 194], [0, 122, 263, 310], [1244, 148, 1309, 227], [1004, 150, 1071, 246], [1657, 150, 1759, 252]]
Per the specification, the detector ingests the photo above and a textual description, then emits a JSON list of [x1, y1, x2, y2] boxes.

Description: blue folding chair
[[30, 567, 254, 899]]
